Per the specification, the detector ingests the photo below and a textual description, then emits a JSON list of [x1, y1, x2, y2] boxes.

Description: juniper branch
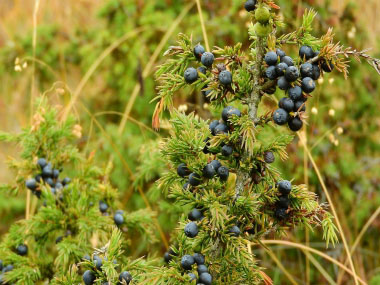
[[235, 38, 266, 200]]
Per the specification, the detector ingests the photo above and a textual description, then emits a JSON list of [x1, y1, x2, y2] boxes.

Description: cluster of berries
[[178, 159, 229, 191], [0, 244, 28, 282], [82, 255, 132, 285], [0, 261, 14, 283], [266, 46, 333, 131], [25, 158, 71, 198], [183, 44, 233, 102], [181, 253, 212, 285], [99, 201, 125, 227], [274, 180, 292, 220]]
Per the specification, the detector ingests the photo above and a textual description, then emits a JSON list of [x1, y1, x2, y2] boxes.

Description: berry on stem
[[181, 255, 195, 270], [189, 173, 202, 186], [184, 67, 198, 83], [16, 244, 28, 256], [264, 51, 278, 66], [119, 271, 132, 284], [188, 209, 203, 221], [255, 6, 270, 24], [281, 56, 294, 66], [193, 44, 205, 60], [301, 77, 316, 93], [321, 60, 334, 72], [280, 98, 295, 113], [264, 151, 275, 164], [93, 255, 102, 270], [278, 180, 292, 195], [199, 272, 212, 285], [114, 213, 124, 226], [222, 106, 241, 123], [288, 86, 303, 101], [177, 163, 190, 177], [37, 158, 47, 169], [197, 264, 208, 274], [288, 116, 303, 132], [265, 66, 277, 80], [184, 222, 199, 238], [201, 52, 214, 67], [294, 101, 306, 112], [300, 62, 313, 78], [285, 66, 299, 82], [275, 208, 287, 220], [221, 145, 233, 156], [277, 76, 290, 90], [202, 164, 216, 179], [219, 70, 232, 85], [26, 178, 37, 191], [214, 123, 229, 135], [217, 166, 229, 181], [244, 0, 256, 12], [193, 253, 205, 265], [229, 225, 241, 237], [276, 48, 286, 58], [210, 160, 222, 171], [299, 45, 314, 60], [99, 201, 108, 213], [83, 270, 96, 285], [275, 62, 288, 77], [277, 196, 290, 209], [209, 120, 219, 135], [273, 108, 289, 125]]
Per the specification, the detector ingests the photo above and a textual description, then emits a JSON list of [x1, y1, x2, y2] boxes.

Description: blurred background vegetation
[[0, 0, 379, 284]]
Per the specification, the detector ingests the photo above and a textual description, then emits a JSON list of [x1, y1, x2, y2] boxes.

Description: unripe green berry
[[255, 6, 270, 24], [253, 22, 271, 37]]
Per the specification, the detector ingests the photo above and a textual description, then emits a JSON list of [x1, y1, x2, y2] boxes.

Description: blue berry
[[277, 76, 290, 90], [37, 158, 47, 169], [26, 178, 37, 191], [244, 0, 256, 12], [264, 51, 278, 66], [62, 177, 71, 185], [219, 70, 232, 85], [188, 209, 203, 221], [321, 60, 334, 72], [199, 272, 212, 285], [194, 44, 205, 60], [2, 264, 14, 272], [285, 66, 300, 82], [222, 106, 241, 123], [221, 145, 233, 156], [53, 169, 60, 179], [288, 116, 303, 132], [197, 264, 209, 274], [275, 62, 288, 77], [311, 64, 321, 80], [177, 163, 190, 177], [277, 196, 290, 209], [198, 66, 207, 74], [189, 173, 202, 186], [278, 180, 292, 195], [299, 45, 314, 60], [99, 201, 108, 213], [280, 98, 294, 113], [229, 225, 241, 237], [276, 48, 286, 58], [275, 207, 287, 220], [181, 255, 195, 270], [119, 271, 132, 284], [42, 165, 53, 179], [294, 101, 306, 112], [209, 120, 219, 135], [273, 108, 289, 125], [281, 56, 294, 67], [214, 123, 229, 135], [184, 67, 198, 84], [217, 166, 229, 181], [301, 77, 316, 93], [16, 244, 28, 256], [201, 52, 214, 67], [210, 160, 221, 171], [193, 253, 205, 265], [83, 270, 96, 285], [264, 151, 275, 163], [184, 222, 199, 238], [202, 164, 216, 179], [0, 260, 2, 271], [300, 62, 313, 78], [265, 66, 277, 80], [188, 273, 197, 281], [114, 213, 124, 226], [93, 255, 102, 270], [288, 86, 303, 101], [183, 182, 191, 191]]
